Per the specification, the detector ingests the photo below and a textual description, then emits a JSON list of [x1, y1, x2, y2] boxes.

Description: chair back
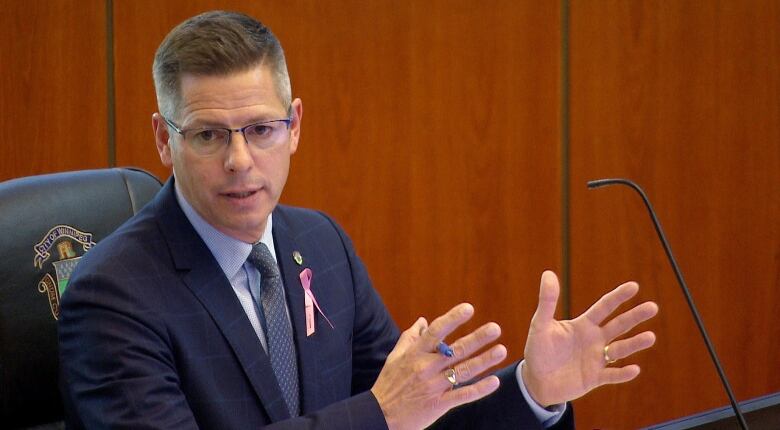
[[0, 168, 162, 428]]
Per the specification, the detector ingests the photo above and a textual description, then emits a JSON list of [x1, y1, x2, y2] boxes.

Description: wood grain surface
[[0, 0, 107, 180], [569, 0, 780, 427], [2, 1, 777, 428]]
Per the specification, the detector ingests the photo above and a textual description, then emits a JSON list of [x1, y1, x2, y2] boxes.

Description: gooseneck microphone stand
[[588, 178, 749, 430]]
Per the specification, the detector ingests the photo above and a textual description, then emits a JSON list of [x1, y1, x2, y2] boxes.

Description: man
[[59, 11, 658, 429]]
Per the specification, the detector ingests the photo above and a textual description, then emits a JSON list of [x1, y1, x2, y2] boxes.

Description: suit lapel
[[154, 180, 291, 422], [272, 209, 322, 414]]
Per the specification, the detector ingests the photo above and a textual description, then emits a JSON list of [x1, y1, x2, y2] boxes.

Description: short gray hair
[[152, 10, 291, 119]]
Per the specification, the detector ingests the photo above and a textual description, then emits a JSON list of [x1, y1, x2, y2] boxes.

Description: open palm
[[521, 271, 658, 407]]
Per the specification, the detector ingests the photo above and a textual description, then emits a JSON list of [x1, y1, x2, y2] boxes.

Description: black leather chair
[[0, 168, 162, 429]]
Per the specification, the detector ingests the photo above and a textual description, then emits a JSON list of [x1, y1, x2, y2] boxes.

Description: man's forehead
[[177, 66, 285, 124]]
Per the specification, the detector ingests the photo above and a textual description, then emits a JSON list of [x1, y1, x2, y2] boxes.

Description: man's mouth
[[223, 190, 258, 199]]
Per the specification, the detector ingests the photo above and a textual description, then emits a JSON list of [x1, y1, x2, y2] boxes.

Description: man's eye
[[245, 124, 273, 138], [193, 129, 224, 142]]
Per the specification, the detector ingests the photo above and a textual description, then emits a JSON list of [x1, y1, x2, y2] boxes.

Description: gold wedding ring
[[444, 368, 458, 386], [603, 345, 617, 364]]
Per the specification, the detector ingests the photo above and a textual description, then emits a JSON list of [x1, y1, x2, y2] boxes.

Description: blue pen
[[437, 341, 454, 357]]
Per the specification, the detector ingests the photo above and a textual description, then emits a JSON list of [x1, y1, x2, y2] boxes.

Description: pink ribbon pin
[[299, 268, 334, 336]]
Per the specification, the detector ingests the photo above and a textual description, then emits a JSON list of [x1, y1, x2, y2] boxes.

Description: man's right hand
[[370, 303, 507, 430]]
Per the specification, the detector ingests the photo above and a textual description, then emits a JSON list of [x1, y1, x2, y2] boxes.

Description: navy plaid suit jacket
[[58, 179, 571, 429]]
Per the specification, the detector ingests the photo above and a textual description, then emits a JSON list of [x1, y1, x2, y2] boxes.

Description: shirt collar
[[175, 184, 276, 279]]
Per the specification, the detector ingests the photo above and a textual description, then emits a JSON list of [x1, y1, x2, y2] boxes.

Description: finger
[[417, 303, 474, 353], [598, 365, 641, 386], [604, 331, 656, 362], [414, 317, 429, 337], [584, 281, 640, 325], [447, 322, 502, 360], [443, 344, 507, 387], [602, 301, 659, 341], [440, 375, 500, 410], [531, 271, 560, 325]]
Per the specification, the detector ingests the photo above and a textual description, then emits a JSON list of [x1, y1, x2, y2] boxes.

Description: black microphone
[[587, 178, 749, 430]]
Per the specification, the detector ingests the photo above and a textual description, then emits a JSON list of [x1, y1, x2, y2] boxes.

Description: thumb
[[532, 270, 560, 326]]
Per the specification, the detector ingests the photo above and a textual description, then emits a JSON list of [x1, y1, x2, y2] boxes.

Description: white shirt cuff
[[515, 360, 567, 427]]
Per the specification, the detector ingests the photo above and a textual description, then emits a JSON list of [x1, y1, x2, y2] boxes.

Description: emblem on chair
[[34, 225, 97, 320]]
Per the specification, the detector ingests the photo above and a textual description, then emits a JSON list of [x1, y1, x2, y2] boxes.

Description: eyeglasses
[[162, 115, 293, 156]]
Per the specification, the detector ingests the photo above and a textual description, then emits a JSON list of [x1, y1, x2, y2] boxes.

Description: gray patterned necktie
[[247, 242, 300, 417]]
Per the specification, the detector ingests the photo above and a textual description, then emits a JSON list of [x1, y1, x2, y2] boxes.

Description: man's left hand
[[522, 270, 659, 407]]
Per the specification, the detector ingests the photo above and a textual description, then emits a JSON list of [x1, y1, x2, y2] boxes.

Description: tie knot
[[248, 242, 279, 278]]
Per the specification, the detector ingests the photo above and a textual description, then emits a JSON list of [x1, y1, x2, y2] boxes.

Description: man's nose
[[224, 131, 253, 173]]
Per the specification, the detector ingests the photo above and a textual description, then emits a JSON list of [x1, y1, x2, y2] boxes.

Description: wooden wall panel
[[569, 1, 780, 428], [6, 0, 777, 427], [0, 0, 107, 181], [7, 0, 777, 427], [114, 0, 563, 368]]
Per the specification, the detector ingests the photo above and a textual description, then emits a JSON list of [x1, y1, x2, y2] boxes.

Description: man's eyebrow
[[179, 116, 229, 129]]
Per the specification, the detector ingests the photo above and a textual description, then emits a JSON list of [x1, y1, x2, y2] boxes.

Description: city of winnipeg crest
[[34, 225, 96, 320]]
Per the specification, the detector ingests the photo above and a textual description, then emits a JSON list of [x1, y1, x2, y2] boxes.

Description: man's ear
[[288, 98, 303, 155], [152, 113, 174, 167]]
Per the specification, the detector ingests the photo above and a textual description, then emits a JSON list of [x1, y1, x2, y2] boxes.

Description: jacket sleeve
[[59, 269, 199, 429], [428, 363, 574, 430]]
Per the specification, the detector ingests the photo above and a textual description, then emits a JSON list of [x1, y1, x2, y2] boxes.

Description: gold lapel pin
[[293, 251, 303, 266]]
